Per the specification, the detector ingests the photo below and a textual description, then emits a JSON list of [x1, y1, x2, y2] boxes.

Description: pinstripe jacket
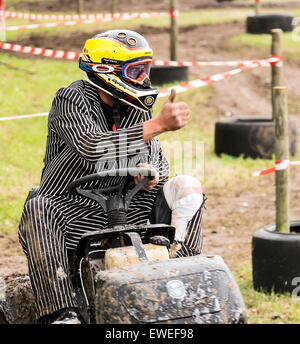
[[38, 80, 169, 198]]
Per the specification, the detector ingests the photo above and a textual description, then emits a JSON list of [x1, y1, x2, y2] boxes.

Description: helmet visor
[[122, 59, 151, 85]]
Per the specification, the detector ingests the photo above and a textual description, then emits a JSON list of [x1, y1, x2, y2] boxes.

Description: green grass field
[[229, 31, 300, 64], [1, 3, 300, 324]]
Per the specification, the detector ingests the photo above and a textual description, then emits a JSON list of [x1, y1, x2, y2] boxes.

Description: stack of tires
[[214, 116, 297, 159], [150, 65, 189, 86], [247, 15, 294, 34], [252, 221, 300, 294]]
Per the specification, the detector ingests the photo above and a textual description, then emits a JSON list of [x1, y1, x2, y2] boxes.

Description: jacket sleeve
[[49, 88, 146, 164], [148, 138, 169, 183]]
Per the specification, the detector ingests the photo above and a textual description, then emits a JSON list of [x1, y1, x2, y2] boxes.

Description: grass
[[153, 86, 273, 188], [233, 260, 300, 324], [0, 53, 80, 233], [5, 0, 46, 7], [228, 31, 300, 65]]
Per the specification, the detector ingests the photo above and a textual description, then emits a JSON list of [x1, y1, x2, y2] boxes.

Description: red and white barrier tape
[[4, 10, 171, 21], [0, 41, 81, 59], [157, 62, 261, 98], [0, 41, 283, 69], [3, 11, 167, 31], [169, 9, 179, 19], [152, 55, 282, 67], [5, 10, 116, 20], [253, 160, 300, 176], [0, 62, 262, 121]]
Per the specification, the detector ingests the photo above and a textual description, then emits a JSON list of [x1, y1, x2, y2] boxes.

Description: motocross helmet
[[79, 29, 159, 112]]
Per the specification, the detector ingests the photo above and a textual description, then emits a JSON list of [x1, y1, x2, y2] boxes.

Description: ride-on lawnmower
[[67, 167, 247, 324]]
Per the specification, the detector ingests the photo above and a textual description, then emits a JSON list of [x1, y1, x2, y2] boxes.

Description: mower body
[[94, 254, 247, 324]]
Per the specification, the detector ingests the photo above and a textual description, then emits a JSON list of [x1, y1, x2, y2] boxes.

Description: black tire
[[150, 66, 189, 86], [252, 221, 300, 294], [214, 116, 297, 159], [246, 14, 294, 34]]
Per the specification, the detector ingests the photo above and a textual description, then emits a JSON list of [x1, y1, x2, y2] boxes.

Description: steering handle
[[67, 167, 156, 194], [67, 167, 157, 215]]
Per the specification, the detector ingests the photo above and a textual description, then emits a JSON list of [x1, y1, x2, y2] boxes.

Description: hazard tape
[[152, 55, 282, 68], [0, 41, 81, 59], [0, 41, 283, 69], [4, 10, 171, 21], [3, 11, 168, 31], [253, 160, 300, 176], [169, 9, 179, 19], [157, 62, 261, 98], [0, 62, 262, 121]]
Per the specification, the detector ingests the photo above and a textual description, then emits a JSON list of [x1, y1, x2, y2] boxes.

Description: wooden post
[[111, 0, 118, 14], [273, 86, 290, 233], [271, 29, 282, 120], [255, 0, 261, 16], [170, 0, 178, 61], [77, 0, 84, 15]]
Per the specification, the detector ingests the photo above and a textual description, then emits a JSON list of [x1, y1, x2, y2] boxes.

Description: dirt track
[[1, 4, 300, 277]]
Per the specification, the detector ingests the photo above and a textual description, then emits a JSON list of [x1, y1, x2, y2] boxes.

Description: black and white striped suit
[[18, 80, 204, 319]]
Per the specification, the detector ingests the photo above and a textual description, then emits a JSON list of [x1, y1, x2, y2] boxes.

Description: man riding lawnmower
[[18, 30, 205, 324]]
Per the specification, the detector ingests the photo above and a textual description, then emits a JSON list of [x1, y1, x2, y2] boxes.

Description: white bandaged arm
[[163, 175, 204, 242]]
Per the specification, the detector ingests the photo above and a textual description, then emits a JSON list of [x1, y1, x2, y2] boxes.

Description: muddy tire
[[150, 66, 189, 86], [0, 274, 36, 324], [246, 14, 294, 34], [214, 116, 297, 159], [252, 221, 300, 294]]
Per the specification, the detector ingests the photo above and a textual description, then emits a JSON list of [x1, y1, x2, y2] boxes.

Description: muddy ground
[[1, 5, 300, 278]]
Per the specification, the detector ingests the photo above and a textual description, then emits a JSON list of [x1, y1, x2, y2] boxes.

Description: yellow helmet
[[79, 30, 159, 112]]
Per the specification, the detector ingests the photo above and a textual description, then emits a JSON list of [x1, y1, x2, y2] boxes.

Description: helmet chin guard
[[82, 72, 158, 113], [79, 30, 159, 112]]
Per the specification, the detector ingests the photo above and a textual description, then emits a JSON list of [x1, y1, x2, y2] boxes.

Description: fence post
[[111, 0, 118, 14], [273, 86, 290, 233], [255, 0, 261, 16], [77, 0, 84, 15], [271, 29, 282, 119], [170, 0, 178, 61]]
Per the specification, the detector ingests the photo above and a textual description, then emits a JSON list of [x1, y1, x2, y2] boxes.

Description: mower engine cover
[[94, 255, 247, 324]]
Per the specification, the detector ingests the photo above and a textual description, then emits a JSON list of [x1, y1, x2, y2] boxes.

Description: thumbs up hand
[[155, 89, 190, 132]]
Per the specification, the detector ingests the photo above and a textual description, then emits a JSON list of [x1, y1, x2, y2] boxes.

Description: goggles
[[79, 57, 152, 87], [122, 58, 152, 85]]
